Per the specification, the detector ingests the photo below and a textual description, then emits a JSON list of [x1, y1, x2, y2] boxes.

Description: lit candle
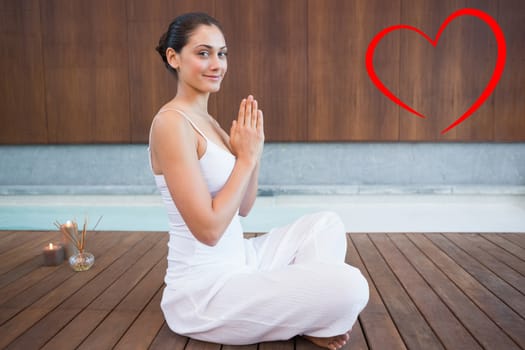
[[43, 243, 65, 266]]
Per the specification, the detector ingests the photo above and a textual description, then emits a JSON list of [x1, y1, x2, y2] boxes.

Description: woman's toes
[[330, 340, 343, 349], [336, 334, 349, 348]]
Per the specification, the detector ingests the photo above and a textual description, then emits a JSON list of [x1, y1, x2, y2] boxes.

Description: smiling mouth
[[204, 75, 221, 80]]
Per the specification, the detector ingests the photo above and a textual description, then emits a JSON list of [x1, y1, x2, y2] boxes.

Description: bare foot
[[303, 331, 351, 350]]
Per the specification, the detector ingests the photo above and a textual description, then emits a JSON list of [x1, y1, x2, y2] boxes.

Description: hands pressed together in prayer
[[229, 95, 265, 167]]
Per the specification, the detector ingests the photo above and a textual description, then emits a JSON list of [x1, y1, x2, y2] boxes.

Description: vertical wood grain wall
[[1, 0, 524, 143]]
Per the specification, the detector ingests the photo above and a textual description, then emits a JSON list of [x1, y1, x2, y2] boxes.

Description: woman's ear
[[166, 48, 180, 71]]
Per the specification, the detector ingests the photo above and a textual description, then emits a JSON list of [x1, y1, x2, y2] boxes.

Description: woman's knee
[[334, 265, 370, 311], [348, 267, 369, 310], [320, 211, 347, 251], [316, 211, 345, 231], [310, 211, 346, 242]]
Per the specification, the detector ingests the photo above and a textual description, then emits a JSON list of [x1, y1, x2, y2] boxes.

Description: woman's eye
[[219, 52, 228, 58], [198, 51, 209, 57]]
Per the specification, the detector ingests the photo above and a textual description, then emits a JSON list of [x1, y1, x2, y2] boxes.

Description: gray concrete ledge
[[257, 185, 525, 196], [1, 185, 525, 196], [0, 185, 159, 195], [1, 143, 524, 195]]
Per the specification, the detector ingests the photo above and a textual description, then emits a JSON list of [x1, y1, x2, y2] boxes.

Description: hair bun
[[156, 32, 168, 61]]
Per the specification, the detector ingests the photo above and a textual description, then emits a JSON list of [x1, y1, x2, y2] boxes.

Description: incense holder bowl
[[69, 251, 95, 271]]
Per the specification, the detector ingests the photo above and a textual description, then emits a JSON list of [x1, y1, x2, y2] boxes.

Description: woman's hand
[[230, 95, 264, 167]]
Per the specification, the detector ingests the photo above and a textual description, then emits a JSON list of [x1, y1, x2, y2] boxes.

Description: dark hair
[[156, 12, 224, 76]]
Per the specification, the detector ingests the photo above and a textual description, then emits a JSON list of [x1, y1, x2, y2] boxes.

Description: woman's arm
[[151, 97, 263, 246], [239, 159, 260, 217]]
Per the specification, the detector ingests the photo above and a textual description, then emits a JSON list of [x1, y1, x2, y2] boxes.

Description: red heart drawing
[[365, 8, 506, 134]]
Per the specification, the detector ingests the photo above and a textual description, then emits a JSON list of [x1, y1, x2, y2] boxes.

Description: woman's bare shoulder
[[150, 107, 200, 172], [152, 108, 192, 137], [150, 109, 200, 162]]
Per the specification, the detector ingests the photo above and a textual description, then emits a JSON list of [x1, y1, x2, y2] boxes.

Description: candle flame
[[48, 243, 54, 249]]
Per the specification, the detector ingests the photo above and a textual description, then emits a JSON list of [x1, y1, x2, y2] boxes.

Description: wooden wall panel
[[127, 0, 216, 143], [307, 0, 401, 141], [495, 0, 525, 141], [398, 0, 498, 141], [215, 0, 308, 141], [0, 0, 524, 143], [0, 0, 47, 143], [41, 0, 130, 143]]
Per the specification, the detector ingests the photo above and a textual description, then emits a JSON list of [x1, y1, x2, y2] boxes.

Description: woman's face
[[175, 24, 227, 93]]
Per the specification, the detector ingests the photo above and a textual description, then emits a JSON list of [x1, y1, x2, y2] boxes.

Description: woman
[[149, 12, 369, 350]]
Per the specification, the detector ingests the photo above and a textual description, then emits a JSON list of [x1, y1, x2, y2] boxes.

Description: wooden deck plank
[[482, 233, 525, 260], [40, 235, 167, 349], [471, 234, 525, 275], [345, 234, 406, 350], [0, 254, 57, 291], [445, 233, 525, 292], [0, 230, 16, 244], [503, 233, 525, 249], [76, 257, 167, 349], [411, 235, 525, 347], [1, 231, 524, 350], [186, 338, 222, 350], [109, 258, 166, 312], [346, 320, 368, 350], [0, 266, 74, 324], [222, 344, 258, 350], [0, 231, 119, 326], [0, 231, 34, 255], [0, 259, 60, 301], [295, 336, 321, 350], [0, 231, 124, 302], [426, 233, 525, 317], [351, 234, 443, 350], [113, 287, 165, 350], [0, 233, 65, 290], [259, 340, 294, 350], [1, 307, 67, 349], [149, 323, 188, 350], [82, 236, 166, 311], [0, 232, 146, 349], [370, 234, 481, 349], [0, 231, 60, 275], [56, 233, 157, 310], [400, 234, 523, 349]]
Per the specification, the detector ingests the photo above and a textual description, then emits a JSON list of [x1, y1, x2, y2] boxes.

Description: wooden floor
[[0, 231, 524, 350]]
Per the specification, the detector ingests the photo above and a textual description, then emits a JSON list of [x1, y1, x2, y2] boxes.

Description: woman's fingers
[[237, 95, 261, 130], [244, 95, 253, 127], [252, 99, 258, 127], [230, 95, 264, 162], [256, 109, 264, 136], [237, 98, 246, 126]]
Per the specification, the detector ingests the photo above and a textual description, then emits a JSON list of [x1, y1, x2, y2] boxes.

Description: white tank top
[[150, 108, 247, 290]]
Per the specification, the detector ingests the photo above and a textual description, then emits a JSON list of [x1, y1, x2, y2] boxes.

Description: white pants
[[162, 211, 369, 344]]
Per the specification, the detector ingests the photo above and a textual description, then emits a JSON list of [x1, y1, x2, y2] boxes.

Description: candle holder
[[43, 242, 65, 266], [54, 216, 102, 272]]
